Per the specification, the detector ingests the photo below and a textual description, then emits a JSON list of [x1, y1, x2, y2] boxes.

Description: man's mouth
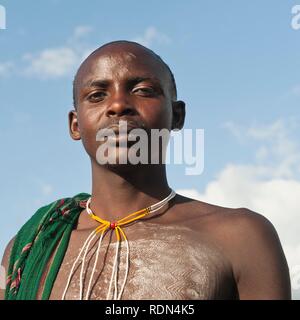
[[97, 120, 144, 145], [108, 124, 139, 136]]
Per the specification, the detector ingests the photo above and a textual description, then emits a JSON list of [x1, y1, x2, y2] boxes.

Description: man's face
[[69, 43, 183, 166]]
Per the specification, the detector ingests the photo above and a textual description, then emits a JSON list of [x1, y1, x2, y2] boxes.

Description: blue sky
[[0, 0, 300, 298]]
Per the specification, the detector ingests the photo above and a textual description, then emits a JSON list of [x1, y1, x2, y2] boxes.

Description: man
[[0, 41, 291, 300]]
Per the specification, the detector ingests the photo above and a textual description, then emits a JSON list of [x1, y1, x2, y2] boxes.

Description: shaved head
[[72, 40, 177, 109]]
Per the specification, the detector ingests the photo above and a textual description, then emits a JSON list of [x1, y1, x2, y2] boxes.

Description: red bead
[[110, 222, 117, 229]]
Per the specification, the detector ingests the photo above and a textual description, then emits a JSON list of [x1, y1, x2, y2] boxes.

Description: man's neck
[[87, 161, 172, 222]]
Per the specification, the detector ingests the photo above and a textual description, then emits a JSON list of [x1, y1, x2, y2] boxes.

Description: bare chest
[[41, 223, 237, 300]]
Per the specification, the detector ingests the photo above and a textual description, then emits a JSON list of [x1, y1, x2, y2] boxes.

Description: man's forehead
[[83, 42, 160, 65], [76, 43, 169, 86]]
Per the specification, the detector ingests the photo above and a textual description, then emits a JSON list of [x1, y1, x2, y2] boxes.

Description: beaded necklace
[[62, 189, 176, 300]]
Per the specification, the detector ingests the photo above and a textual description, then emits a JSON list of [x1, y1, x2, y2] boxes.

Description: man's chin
[[102, 162, 145, 175]]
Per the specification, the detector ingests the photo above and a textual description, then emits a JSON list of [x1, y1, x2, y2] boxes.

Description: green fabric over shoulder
[[5, 192, 90, 300]]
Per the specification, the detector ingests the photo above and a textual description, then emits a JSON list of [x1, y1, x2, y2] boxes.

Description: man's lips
[[97, 121, 145, 145], [102, 120, 144, 136], [107, 124, 139, 136]]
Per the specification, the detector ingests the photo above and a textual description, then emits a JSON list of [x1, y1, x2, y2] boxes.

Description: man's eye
[[133, 87, 155, 96], [87, 91, 106, 102]]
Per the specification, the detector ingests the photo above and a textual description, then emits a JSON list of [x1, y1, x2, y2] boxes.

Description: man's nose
[[106, 91, 136, 117]]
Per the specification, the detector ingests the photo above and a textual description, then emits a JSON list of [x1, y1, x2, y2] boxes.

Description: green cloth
[[5, 193, 90, 300]]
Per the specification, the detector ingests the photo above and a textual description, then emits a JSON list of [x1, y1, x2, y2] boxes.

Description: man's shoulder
[[1, 193, 90, 273], [175, 194, 278, 243], [178, 196, 285, 282], [23, 192, 90, 226], [0, 236, 16, 299]]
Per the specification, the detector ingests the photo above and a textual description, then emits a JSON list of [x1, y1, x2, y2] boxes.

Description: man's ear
[[68, 110, 81, 140], [171, 100, 185, 130]]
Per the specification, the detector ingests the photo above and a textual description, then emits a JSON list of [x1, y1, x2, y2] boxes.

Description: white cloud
[[30, 178, 54, 201], [23, 25, 96, 79], [23, 47, 78, 78], [0, 61, 15, 77], [32, 182, 54, 208], [0, 25, 94, 79], [1, 25, 169, 79], [291, 84, 300, 96], [41, 184, 53, 196], [72, 25, 93, 39], [132, 26, 171, 47], [177, 118, 300, 299], [224, 119, 300, 178]]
